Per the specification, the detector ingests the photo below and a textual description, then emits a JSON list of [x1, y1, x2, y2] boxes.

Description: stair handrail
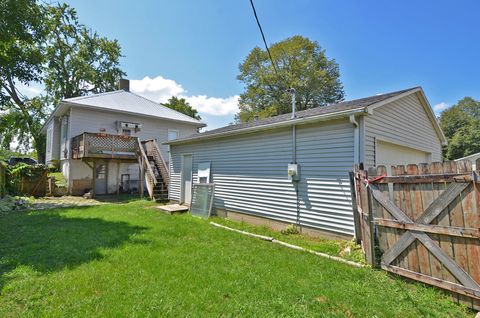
[[141, 139, 170, 184], [136, 138, 157, 199], [151, 139, 170, 183]]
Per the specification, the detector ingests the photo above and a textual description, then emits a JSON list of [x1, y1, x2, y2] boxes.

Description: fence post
[[366, 184, 378, 267], [349, 170, 362, 244]]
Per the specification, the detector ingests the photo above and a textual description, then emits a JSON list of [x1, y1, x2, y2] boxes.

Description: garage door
[[377, 140, 430, 166]]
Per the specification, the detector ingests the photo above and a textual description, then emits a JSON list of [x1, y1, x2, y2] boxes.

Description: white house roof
[[58, 90, 204, 126]]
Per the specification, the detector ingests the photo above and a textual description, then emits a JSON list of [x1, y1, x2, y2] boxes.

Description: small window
[[168, 130, 179, 141], [122, 129, 132, 136]]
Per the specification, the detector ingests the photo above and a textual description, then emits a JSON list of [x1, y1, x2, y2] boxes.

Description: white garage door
[[377, 140, 430, 167]]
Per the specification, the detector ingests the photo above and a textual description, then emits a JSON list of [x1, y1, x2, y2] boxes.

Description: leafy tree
[[0, 1, 125, 163], [440, 97, 480, 159], [163, 96, 201, 120], [236, 35, 344, 122], [43, 4, 124, 104], [0, 0, 47, 159]]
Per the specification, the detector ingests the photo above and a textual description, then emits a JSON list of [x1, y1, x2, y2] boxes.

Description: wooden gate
[[352, 160, 480, 310]]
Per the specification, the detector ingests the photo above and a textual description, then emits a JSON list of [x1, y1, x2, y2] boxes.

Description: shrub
[[0, 195, 32, 215], [281, 224, 300, 235], [6, 163, 49, 196]]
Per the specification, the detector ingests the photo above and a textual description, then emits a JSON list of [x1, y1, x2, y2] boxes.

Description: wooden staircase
[[137, 139, 170, 201]]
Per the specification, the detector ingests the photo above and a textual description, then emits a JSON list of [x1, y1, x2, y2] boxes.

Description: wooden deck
[[71, 132, 139, 160]]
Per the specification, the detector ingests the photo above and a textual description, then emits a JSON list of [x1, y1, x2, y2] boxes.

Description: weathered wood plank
[[391, 165, 407, 268], [408, 165, 431, 276], [373, 174, 473, 184], [376, 166, 393, 259], [419, 163, 443, 280], [366, 184, 377, 267], [416, 182, 470, 225], [369, 185, 412, 223], [382, 264, 480, 300], [399, 165, 420, 273], [436, 162, 458, 284], [412, 232, 480, 290], [374, 218, 480, 238], [381, 232, 415, 266], [448, 179, 472, 307]]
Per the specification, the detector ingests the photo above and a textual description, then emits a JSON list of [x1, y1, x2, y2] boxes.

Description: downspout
[[349, 114, 360, 165]]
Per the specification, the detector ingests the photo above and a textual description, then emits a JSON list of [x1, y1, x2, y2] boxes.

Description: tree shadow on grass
[[0, 207, 148, 289]]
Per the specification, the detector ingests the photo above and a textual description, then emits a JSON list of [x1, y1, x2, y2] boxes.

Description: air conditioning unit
[[117, 121, 142, 131]]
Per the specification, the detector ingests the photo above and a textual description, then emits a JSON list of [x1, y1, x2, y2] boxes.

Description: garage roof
[[167, 87, 446, 145]]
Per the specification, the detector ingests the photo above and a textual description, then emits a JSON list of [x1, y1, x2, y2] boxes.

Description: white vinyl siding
[[170, 119, 355, 236], [363, 93, 442, 167]]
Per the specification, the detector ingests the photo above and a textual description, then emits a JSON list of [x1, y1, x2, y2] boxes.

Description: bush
[[281, 224, 300, 235], [0, 195, 32, 215], [6, 163, 49, 196]]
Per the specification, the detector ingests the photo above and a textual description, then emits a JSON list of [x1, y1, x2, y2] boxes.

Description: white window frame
[[168, 129, 179, 141]]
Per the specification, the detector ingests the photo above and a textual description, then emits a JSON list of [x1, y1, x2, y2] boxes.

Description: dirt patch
[[31, 196, 106, 210]]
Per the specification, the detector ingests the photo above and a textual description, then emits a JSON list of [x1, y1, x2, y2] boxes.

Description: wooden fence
[[351, 160, 480, 310]]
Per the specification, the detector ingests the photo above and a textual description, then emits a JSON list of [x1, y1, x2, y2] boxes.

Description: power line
[[248, 0, 280, 77]]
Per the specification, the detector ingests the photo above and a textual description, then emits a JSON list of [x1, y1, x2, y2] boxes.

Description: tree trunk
[[33, 133, 46, 164]]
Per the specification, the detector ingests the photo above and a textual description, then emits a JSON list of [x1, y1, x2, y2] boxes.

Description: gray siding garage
[[167, 87, 446, 237]]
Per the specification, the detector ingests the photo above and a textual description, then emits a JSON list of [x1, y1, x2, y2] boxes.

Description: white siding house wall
[[46, 118, 61, 164], [170, 119, 355, 236], [62, 106, 198, 194], [363, 93, 443, 167]]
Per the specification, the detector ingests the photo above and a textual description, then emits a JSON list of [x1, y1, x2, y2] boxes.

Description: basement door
[[95, 163, 108, 195], [181, 154, 193, 205]]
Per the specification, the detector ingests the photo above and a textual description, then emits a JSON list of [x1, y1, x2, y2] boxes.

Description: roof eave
[[165, 108, 368, 146], [63, 101, 205, 127]]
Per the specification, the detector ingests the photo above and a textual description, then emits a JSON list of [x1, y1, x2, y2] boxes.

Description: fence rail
[[352, 160, 480, 310]]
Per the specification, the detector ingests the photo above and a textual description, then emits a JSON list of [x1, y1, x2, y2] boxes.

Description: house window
[[168, 130, 179, 141], [122, 128, 132, 136]]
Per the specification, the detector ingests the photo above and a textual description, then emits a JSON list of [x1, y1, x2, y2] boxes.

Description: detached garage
[[166, 87, 447, 238]]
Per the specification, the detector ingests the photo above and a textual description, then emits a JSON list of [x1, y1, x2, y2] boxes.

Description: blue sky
[[62, 0, 480, 130]]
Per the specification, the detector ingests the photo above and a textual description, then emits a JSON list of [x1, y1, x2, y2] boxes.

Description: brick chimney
[[118, 78, 129, 91]]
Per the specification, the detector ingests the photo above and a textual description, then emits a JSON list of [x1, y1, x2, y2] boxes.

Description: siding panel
[[170, 119, 355, 236], [363, 94, 442, 167]]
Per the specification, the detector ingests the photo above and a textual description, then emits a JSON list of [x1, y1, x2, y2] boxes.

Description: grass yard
[[0, 200, 472, 317]]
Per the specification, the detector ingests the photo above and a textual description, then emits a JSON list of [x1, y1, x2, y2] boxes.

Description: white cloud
[[130, 75, 239, 116], [433, 102, 449, 113], [130, 76, 185, 103], [184, 95, 239, 116]]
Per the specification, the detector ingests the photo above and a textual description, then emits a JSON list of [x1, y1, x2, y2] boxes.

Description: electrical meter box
[[287, 163, 300, 181]]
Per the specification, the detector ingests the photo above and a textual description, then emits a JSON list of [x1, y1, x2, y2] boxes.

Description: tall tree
[[0, 0, 47, 158], [439, 97, 480, 159], [163, 96, 201, 120], [236, 35, 344, 122], [0, 1, 125, 163]]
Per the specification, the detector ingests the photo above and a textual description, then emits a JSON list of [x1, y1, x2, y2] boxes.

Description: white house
[[166, 87, 447, 238], [42, 80, 205, 197]]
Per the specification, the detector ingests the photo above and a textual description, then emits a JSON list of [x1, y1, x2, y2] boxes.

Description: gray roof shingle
[[167, 87, 419, 144], [64, 90, 205, 126]]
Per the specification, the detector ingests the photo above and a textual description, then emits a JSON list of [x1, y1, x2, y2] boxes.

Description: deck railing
[[71, 132, 139, 160]]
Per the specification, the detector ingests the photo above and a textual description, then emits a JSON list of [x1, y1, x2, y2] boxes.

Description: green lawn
[[0, 200, 472, 317]]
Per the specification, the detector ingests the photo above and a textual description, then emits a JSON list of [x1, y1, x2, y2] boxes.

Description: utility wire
[[248, 0, 280, 77]]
